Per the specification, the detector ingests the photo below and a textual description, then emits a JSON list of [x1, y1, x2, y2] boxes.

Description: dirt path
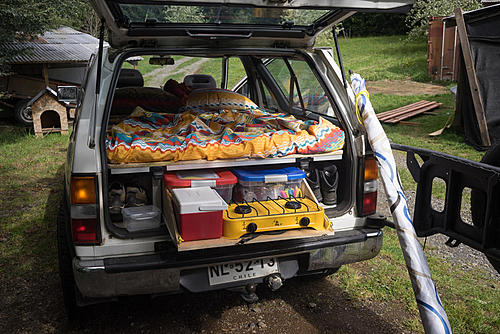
[[145, 58, 210, 88], [0, 273, 410, 334], [366, 80, 449, 96]]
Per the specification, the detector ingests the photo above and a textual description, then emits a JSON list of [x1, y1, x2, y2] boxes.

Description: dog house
[[29, 87, 69, 137]]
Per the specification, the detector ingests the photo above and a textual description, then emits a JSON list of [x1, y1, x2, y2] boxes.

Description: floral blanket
[[106, 107, 344, 163]]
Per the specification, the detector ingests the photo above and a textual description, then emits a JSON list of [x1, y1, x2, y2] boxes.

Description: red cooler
[[171, 187, 228, 241], [164, 169, 236, 203]]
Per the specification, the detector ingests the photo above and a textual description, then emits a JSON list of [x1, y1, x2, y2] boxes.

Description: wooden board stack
[[376, 100, 442, 124]]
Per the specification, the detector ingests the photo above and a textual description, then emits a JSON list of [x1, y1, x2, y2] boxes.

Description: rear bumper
[[73, 228, 382, 298]]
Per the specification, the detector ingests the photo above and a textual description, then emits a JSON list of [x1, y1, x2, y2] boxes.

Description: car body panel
[[74, 229, 382, 298], [66, 25, 384, 300]]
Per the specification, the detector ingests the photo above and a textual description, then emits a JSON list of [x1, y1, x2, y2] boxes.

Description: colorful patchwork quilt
[[106, 107, 344, 163]]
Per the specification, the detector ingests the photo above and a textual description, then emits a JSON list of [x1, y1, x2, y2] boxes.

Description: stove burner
[[285, 201, 302, 210], [234, 205, 252, 214]]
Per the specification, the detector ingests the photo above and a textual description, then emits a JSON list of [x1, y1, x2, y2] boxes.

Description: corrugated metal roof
[[5, 26, 100, 64]]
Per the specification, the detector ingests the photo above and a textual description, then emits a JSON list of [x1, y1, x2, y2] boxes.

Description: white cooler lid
[[172, 186, 228, 214]]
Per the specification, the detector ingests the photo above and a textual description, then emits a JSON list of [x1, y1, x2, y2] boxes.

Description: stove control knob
[[299, 217, 310, 227], [246, 223, 257, 233]]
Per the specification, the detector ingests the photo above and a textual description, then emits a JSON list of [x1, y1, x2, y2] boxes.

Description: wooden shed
[[427, 16, 460, 81], [0, 26, 99, 126]]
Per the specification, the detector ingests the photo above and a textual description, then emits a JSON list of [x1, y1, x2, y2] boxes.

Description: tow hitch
[[239, 283, 259, 303], [237, 274, 284, 303]]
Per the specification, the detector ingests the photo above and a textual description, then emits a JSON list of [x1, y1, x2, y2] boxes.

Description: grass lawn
[[316, 35, 483, 196], [320, 36, 499, 332], [332, 227, 500, 333], [317, 35, 430, 82], [166, 57, 246, 89], [0, 126, 498, 333], [0, 128, 68, 278], [123, 55, 246, 89]]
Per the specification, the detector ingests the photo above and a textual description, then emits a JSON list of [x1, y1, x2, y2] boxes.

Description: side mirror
[[57, 86, 79, 103]]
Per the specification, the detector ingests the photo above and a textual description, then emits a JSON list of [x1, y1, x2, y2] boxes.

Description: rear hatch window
[[120, 4, 330, 26], [90, 0, 413, 48]]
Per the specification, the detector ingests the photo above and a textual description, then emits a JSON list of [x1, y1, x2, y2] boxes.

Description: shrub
[[406, 0, 482, 38]]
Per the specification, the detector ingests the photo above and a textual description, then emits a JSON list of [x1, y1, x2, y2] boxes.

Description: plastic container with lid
[[171, 187, 228, 241], [122, 205, 161, 232], [164, 169, 236, 203], [232, 167, 306, 202]]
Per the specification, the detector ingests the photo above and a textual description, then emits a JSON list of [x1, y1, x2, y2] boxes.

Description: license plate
[[208, 258, 278, 286]]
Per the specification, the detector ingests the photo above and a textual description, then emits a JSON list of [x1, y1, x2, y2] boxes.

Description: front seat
[[183, 74, 217, 91], [117, 69, 144, 88]]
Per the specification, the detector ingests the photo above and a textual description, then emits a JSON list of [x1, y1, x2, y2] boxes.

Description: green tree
[[121, 4, 166, 23], [407, 0, 481, 38], [0, 0, 92, 74], [164, 5, 205, 23]]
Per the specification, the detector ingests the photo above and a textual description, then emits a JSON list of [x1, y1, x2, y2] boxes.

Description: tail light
[[71, 218, 98, 243], [71, 176, 96, 204], [361, 156, 378, 216], [70, 176, 100, 245]]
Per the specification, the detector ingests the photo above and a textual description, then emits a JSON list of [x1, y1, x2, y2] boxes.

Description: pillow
[[185, 88, 258, 111], [111, 87, 185, 115]]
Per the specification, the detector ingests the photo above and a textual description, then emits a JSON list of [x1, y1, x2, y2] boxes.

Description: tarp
[[351, 73, 452, 334], [450, 4, 500, 150]]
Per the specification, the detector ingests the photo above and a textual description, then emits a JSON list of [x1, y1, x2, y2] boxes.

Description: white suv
[[58, 0, 412, 319]]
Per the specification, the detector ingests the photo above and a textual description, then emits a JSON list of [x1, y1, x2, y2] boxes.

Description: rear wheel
[[14, 99, 33, 127], [471, 144, 500, 273], [57, 199, 80, 322]]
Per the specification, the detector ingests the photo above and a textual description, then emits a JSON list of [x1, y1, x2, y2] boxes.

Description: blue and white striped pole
[[350, 73, 452, 334]]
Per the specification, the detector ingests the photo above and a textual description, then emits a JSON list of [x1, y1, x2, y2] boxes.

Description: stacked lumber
[[377, 100, 442, 124]]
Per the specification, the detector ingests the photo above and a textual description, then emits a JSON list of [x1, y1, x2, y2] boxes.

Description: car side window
[[265, 58, 332, 115], [260, 84, 279, 110], [234, 79, 279, 111], [227, 58, 246, 90]]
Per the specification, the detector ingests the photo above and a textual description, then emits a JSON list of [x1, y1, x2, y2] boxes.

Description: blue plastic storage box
[[232, 167, 306, 202]]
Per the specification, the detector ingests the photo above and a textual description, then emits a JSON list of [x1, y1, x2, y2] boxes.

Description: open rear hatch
[[90, 0, 413, 48]]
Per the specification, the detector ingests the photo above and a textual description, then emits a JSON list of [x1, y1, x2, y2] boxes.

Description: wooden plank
[[177, 227, 333, 251], [108, 150, 344, 170], [378, 101, 439, 122], [42, 64, 49, 87], [427, 16, 445, 80], [377, 101, 435, 121], [382, 103, 440, 124], [386, 103, 442, 124], [376, 100, 431, 120], [379, 101, 437, 118], [163, 180, 334, 252], [454, 7, 491, 146]]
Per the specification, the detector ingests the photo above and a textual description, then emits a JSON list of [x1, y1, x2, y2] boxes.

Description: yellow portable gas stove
[[223, 196, 327, 239]]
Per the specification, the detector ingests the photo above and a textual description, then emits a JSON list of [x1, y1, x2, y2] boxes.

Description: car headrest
[[117, 69, 144, 88], [183, 74, 217, 90]]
